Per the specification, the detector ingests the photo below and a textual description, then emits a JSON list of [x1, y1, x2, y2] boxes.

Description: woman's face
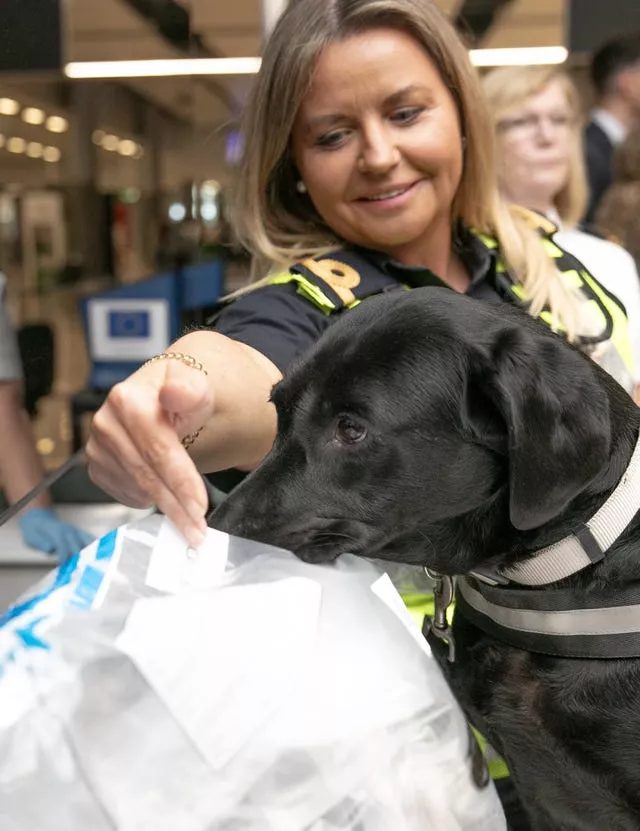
[[495, 79, 574, 213], [291, 28, 463, 264]]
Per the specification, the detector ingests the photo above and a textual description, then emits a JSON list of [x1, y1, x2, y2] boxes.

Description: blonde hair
[[482, 65, 589, 228], [231, 0, 583, 338]]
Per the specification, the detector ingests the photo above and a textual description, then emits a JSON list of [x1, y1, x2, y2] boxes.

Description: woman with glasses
[[484, 65, 640, 403]]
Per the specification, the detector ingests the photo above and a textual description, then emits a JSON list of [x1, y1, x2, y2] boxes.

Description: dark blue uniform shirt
[[213, 226, 501, 374]]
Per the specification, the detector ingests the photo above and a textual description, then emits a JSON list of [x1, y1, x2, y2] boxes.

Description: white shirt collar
[[592, 109, 628, 146]]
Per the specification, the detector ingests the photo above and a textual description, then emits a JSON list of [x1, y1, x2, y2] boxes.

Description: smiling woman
[[289, 29, 463, 271], [86, 0, 635, 579]]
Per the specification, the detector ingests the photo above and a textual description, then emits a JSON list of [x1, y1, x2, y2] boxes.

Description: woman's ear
[[466, 325, 611, 531]]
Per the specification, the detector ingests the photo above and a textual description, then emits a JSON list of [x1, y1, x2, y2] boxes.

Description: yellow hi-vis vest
[[267, 213, 635, 394], [474, 210, 635, 394]]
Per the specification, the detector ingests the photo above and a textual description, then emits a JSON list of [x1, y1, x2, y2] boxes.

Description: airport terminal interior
[[0, 0, 618, 472], [4, 2, 640, 829]]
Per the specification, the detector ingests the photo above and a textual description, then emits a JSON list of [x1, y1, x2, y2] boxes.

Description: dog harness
[[266, 209, 635, 393], [421, 433, 640, 661]]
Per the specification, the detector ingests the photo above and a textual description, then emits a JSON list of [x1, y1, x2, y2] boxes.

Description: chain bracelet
[[142, 352, 208, 449]]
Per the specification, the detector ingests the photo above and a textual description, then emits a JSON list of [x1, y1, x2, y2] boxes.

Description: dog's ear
[[465, 326, 611, 531]]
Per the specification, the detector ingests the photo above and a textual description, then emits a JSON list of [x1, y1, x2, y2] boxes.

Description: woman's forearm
[[169, 329, 282, 473]]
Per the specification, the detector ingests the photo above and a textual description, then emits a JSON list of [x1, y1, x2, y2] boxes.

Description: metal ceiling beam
[[454, 0, 516, 45], [120, 0, 240, 114], [125, 0, 192, 51]]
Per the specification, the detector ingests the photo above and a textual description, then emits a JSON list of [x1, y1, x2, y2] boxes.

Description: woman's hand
[[87, 356, 214, 547]]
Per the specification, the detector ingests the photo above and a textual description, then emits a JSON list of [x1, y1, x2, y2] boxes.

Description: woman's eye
[[391, 107, 422, 125], [316, 130, 350, 149], [334, 415, 367, 445]]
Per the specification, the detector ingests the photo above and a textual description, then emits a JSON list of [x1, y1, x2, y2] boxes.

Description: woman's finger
[[88, 404, 208, 544]]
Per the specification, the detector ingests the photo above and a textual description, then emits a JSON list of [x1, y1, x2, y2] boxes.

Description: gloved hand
[[19, 508, 95, 561]]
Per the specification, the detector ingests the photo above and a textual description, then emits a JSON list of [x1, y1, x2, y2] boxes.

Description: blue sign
[[108, 310, 150, 339]]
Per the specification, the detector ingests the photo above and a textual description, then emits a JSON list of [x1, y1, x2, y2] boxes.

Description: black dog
[[212, 287, 640, 830]]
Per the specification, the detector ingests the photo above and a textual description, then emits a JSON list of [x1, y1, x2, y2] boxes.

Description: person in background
[[0, 275, 94, 559], [483, 64, 640, 404], [583, 32, 640, 223], [596, 128, 640, 264]]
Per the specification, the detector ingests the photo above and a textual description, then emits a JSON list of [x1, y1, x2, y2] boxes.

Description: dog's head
[[213, 288, 616, 573]]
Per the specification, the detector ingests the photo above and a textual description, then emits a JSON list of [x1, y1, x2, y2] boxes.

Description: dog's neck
[[430, 403, 640, 580]]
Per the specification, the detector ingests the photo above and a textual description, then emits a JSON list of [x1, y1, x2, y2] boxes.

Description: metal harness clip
[[424, 567, 456, 662]]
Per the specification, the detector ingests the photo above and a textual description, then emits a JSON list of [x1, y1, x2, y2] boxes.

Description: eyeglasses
[[497, 112, 574, 137]]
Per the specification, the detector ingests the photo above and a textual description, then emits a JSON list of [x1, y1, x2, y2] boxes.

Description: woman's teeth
[[365, 187, 409, 201]]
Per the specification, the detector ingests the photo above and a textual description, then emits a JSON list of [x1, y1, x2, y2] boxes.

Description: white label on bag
[[145, 518, 229, 593], [116, 577, 321, 771]]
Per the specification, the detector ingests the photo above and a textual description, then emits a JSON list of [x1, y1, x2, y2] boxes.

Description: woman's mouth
[[356, 180, 421, 209]]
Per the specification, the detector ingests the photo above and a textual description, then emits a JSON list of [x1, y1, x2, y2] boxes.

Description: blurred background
[[0, 0, 637, 470]]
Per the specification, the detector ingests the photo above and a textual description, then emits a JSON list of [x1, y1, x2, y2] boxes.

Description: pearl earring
[[296, 180, 307, 194]]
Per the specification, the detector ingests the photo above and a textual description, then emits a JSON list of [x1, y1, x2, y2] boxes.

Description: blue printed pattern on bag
[[0, 529, 121, 664]]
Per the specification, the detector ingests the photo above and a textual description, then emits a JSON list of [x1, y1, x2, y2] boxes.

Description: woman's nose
[[358, 125, 400, 173], [534, 116, 557, 144]]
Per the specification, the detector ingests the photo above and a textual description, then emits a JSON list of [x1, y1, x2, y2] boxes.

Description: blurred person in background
[[583, 33, 640, 223], [0, 274, 93, 559], [596, 128, 640, 264], [484, 64, 640, 404]]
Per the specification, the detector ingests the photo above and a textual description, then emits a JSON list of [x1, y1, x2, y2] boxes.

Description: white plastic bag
[[0, 515, 506, 831]]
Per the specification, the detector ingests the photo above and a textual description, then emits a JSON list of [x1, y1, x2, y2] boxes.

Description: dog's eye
[[334, 415, 367, 445]]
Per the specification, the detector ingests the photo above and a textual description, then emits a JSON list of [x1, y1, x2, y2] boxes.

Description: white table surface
[[0, 504, 152, 566]]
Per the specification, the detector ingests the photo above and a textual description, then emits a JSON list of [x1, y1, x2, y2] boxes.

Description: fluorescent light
[[470, 46, 568, 67], [46, 115, 68, 133], [0, 98, 20, 116], [62, 47, 566, 79], [43, 146, 61, 163], [21, 107, 45, 125], [7, 137, 26, 154], [65, 57, 262, 79]]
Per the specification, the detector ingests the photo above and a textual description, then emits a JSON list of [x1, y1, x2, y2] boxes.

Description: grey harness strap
[[492, 433, 640, 587], [456, 433, 640, 658]]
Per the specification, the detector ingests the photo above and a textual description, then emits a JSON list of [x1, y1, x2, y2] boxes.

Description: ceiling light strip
[[64, 57, 262, 79], [64, 47, 567, 79]]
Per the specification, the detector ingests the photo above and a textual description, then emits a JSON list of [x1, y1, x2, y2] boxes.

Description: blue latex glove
[[19, 508, 95, 561]]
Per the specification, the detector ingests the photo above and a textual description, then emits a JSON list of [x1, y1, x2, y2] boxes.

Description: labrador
[[212, 287, 640, 831]]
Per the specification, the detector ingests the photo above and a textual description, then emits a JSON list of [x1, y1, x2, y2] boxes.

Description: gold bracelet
[[142, 352, 208, 449]]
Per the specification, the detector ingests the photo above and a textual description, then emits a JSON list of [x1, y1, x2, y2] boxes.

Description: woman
[[483, 65, 640, 402], [87, 0, 633, 548]]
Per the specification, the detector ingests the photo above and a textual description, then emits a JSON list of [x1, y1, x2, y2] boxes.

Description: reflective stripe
[[459, 577, 640, 638], [268, 272, 336, 314], [582, 271, 635, 375]]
